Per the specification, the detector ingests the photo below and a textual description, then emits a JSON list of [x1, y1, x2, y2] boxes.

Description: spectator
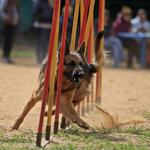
[[0, 0, 19, 64], [112, 6, 132, 35], [33, 0, 52, 64], [112, 6, 140, 68], [132, 9, 150, 68], [132, 9, 150, 33], [104, 9, 125, 68]]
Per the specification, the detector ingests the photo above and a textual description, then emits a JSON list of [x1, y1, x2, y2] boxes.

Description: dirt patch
[[0, 63, 150, 131]]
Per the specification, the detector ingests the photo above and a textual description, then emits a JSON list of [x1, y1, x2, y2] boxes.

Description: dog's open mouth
[[64, 72, 84, 83]]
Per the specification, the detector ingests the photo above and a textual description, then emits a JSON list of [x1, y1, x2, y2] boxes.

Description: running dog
[[9, 31, 104, 130]]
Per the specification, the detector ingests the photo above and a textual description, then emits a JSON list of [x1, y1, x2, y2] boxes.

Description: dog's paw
[[80, 121, 90, 130], [74, 119, 90, 130], [7, 124, 19, 131]]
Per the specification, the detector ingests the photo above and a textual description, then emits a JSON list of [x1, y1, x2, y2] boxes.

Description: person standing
[[32, 0, 52, 64], [0, 0, 19, 64]]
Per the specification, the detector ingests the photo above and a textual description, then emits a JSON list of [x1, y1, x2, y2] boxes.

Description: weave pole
[[95, 0, 105, 104], [86, 23, 93, 113], [45, 0, 61, 141], [84, 0, 95, 47], [81, 0, 95, 116], [77, 0, 90, 116], [60, 0, 81, 129], [36, 0, 60, 147], [70, 0, 80, 50], [54, 0, 70, 134], [90, 21, 95, 111], [78, 0, 90, 47]]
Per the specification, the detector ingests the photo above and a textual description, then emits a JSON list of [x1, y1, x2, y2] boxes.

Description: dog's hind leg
[[9, 86, 43, 131]]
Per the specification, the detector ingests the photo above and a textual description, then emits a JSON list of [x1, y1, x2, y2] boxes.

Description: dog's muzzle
[[64, 71, 84, 83]]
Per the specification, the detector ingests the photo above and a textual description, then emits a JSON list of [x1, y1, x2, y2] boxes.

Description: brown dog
[[9, 31, 104, 130]]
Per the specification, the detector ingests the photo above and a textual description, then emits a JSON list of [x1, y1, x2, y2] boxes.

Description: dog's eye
[[68, 61, 75, 67]]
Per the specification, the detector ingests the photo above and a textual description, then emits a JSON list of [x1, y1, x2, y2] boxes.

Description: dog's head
[[63, 41, 86, 83]]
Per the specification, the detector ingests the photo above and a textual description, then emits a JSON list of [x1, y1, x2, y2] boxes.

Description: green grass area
[[0, 125, 150, 150], [0, 48, 35, 59], [0, 47, 37, 65], [143, 112, 150, 121]]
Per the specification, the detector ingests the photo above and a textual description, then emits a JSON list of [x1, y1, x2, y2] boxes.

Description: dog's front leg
[[9, 87, 43, 131], [60, 91, 90, 129]]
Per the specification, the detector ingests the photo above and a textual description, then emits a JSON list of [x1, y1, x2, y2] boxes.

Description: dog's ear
[[78, 42, 85, 57], [65, 40, 70, 55]]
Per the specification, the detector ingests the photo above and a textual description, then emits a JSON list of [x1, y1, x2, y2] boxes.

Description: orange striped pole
[[45, 0, 61, 141], [85, 0, 96, 113], [36, 0, 61, 147], [78, 0, 90, 46], [77, 0, 90, 116], [95, 0, 105, 104], [90, 20, 95, 112], [54, 0, 70, 134], [61, 0, 80, 129], [70, 0, 80, 50], [86, 22, 93, 113], [82, 0, 95, 116]]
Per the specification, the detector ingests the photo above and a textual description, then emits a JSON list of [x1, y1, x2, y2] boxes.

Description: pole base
[[60, 116, 66, 129], [54, 120, 59, 134], [86, 105, 90, 114], [36, 132, 42, 147], [81, 106, 85, 117], [95, 96, 101, 105], [45, 125, 51, 141]]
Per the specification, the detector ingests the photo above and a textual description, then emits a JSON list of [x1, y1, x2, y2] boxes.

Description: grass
[[143, 111, 150, 121], [0, 46, 150, 149], [0, 48, 35, 59], [0, 125, 149, 150], [0, 46, 36, 66]]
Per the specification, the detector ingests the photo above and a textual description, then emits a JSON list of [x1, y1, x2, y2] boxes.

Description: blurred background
[[0, 0, 150, 139], [0, 0, 150, 69]]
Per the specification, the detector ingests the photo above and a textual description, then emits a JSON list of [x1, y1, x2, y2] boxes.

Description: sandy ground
[[0, 62, 150, 131]]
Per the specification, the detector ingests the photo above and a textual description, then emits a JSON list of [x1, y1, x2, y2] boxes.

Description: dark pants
[[3, 25, 16, 59], [122, 39, 140, 68], [36, 28, 50, 64]]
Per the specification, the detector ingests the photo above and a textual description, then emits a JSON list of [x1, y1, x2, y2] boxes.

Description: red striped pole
[[54, 0, 70, 134], [36, 0, 60, 147], [78, 0, 90, 47], [77, 0, 90, 116], [86, 23, 93, 113], [98, 0, 105, 32], [95, 0, 105, 104]]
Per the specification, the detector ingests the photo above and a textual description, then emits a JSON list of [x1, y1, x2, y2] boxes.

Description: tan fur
[[9, 32, 104, 130]]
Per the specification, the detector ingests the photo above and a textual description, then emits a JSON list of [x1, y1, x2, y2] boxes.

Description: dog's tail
[[95, 31, 105, 71]]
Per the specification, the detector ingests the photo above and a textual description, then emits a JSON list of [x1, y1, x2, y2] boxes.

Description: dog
[[9, 31, 104, 130]]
